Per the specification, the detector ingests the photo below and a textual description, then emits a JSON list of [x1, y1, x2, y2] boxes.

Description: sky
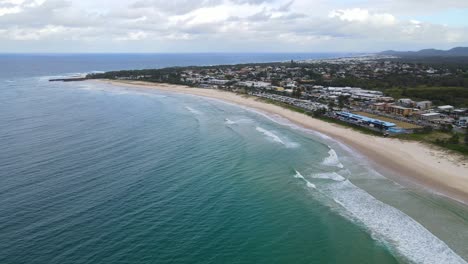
[[0, 0, 467, 53]]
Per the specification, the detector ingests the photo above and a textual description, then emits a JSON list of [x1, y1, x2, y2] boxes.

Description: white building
[[437, 105, 454, 112], [207, 79, 229, 85], [237, 81, 271, 88], [398, 98, 414, 107], [420, 112, 444, 120], [416, 101, 432, 110]]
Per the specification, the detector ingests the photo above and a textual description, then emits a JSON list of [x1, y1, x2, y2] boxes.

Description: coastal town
[[88, 56, 468, 142]]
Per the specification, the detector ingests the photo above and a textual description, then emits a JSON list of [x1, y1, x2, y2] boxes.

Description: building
[[416, 101, 432, 110], [371, 102, 387, 111], [398, 98, 414, 107], [237, 81, 271, 88], [377, 96, 395, 102], [420, 112, 444, 121], [336, 112, 396, 130], [207, 79, 229, 85], [386, 105, 413, 116], [437, 105, 454, 112], [455, 116, 468, 128]]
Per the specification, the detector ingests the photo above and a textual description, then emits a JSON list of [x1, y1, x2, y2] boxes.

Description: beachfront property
[[369, 102, 413, 116], [91, 58, 467, 132], [335, 112, 403, 133], [252, 92, 328, 112]]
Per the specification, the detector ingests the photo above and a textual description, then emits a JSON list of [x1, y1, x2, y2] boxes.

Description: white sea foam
[[322, 148, 344, 168], [256, 127, 299, 148], [312, 172, 346, 181], [224, 118, 253, 125], [256, 127, 284, 144], [225, 118, 236, 125], [294, 171, 316, 189], [185, 106, 201, 115], [294, 172, 466, 264], [294, 170, 305, 179]]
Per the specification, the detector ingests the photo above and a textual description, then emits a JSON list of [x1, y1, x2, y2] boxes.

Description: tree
[[338, 95, 349, 108]]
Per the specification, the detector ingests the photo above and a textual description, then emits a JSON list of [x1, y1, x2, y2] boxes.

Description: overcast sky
[[1, 0, 467, 53]]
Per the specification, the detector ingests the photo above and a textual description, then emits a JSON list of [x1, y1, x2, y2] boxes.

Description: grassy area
[[353, 111, 422, 129], [397, 131, 468, 155]]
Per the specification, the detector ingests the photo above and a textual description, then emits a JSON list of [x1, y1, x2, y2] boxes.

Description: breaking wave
[[225, 118, 236, 125], [256, 127, 299, 148], [294, 170, 316, 189], [224, 118, 253, 125], [322, 148, 344, 168], [312, 172, 346, 181], [293, 170, 466, 264], [185, 106, 201, 115]]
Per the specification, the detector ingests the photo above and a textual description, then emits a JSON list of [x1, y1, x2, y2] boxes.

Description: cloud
[[329, 8, 396, 26], [0, 0, 467, 52]]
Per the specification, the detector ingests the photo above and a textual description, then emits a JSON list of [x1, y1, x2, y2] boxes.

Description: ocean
[[0, 53, 467, 264]]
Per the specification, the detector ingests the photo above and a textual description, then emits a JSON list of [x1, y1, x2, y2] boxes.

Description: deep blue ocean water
[[1, 54, 467, 264]]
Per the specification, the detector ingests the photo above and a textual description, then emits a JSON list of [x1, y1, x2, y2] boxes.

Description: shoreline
[[96, 79, 468, 204]]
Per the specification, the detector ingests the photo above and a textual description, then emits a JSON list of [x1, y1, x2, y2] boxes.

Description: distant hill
[[380, 47, 468, 57]]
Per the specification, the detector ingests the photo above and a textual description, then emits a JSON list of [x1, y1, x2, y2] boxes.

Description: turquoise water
[[1, 55, 468, 264]]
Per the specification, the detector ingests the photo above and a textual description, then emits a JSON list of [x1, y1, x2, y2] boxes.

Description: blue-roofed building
[[335, 112, 396, 130]]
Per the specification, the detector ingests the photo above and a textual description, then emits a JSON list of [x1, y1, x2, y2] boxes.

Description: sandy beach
[[98, 79, 468, 204]]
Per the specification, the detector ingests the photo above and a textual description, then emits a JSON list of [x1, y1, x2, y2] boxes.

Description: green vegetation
[[384, 86, 468, 106], [397, 131, 468, 155]]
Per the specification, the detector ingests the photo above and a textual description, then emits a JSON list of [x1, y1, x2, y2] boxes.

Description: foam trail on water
[[256, 127, 284, 144], [301, 175, 466, 264], [225, 118, 236, 125], [185, 106, 201, 115], [224, 117, 253, 125], [256, 127, 299, 148], [322, 148, 344, 168], [312, 172, 346, 181], [294, 170, 316, 189]]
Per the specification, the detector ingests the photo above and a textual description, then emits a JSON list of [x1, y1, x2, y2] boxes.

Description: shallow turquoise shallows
[[0, 54, 467, 264]]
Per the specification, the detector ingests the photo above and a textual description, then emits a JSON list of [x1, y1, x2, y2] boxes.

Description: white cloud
[[0, 0, 467, 52], [329, 8, 396, 26]]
